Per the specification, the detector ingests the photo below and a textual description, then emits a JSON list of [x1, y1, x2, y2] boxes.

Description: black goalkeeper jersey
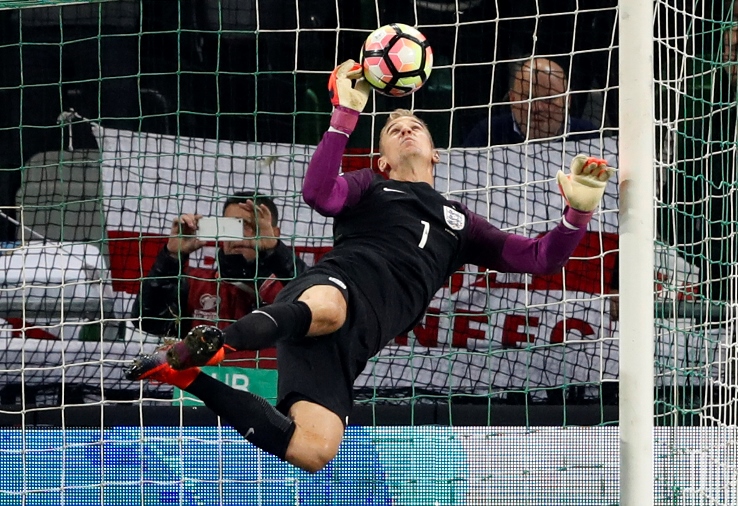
[[318, 175, 468, 344], [279, 129, 593, 419]]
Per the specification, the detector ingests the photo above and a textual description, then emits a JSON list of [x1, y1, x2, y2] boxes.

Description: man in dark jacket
[[131, 191, 307, 343], [464, 57, 598, 147]]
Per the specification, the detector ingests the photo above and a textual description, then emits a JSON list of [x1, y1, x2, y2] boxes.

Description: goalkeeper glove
[[328, 59, 371, 136], [328, 59, 371, 112], [556, 155, 615, 213]]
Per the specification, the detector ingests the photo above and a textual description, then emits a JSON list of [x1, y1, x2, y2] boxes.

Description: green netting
[[1, 0, 734, 503], [655, 0, 737, 419], [0, 0, 623, 411], [653, 1, 738, 503], [0, 0, 111, 9]]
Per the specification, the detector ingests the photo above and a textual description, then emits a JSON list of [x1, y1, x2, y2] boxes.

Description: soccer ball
[[361, 23, 433, 97]]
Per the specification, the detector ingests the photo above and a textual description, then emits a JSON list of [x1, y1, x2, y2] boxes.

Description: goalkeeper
[[125, 59, 615, 473]]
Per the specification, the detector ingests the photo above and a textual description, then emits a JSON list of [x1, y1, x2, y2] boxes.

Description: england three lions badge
[[443, 206, 466, 230]]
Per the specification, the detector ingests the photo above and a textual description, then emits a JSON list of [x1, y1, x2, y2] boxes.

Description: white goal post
[[619, 0, 655, 504]]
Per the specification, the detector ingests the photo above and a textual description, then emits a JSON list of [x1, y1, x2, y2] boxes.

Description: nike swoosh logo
[[252, 310, 278, 327], [245, 427, 255, 438], [383, 188, 406, 194]]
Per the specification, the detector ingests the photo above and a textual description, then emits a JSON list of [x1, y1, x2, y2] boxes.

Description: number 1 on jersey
[[418, 220, 430, 249]]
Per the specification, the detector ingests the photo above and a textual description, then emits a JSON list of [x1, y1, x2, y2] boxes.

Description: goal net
[[654, 0, 738, 503], [0, 0, 733, 504]]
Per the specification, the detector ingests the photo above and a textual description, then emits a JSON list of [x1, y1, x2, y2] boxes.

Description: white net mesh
[[0, 0, 734, 503], [654, 0, 738, 503]]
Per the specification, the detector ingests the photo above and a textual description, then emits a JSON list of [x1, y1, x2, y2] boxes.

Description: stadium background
[[0, 1, 735, 505]]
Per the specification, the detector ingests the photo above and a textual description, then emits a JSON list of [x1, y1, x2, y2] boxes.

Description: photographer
[[131, 191, 306, 339]]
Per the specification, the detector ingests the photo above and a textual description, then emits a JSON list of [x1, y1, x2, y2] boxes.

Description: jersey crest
[[199, 293, 220, 311], [443, 206, 466, 230]]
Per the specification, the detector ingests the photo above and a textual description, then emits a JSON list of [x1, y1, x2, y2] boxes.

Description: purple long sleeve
[[302, 131, 374, 217], [463, 207, 592, 275]]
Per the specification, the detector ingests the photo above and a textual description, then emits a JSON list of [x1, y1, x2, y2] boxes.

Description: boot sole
[[124, 356, 167, 381], [166, 333, 221, 370]]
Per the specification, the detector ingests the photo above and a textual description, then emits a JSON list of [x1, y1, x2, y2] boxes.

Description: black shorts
[[273, 265, 382, 423]]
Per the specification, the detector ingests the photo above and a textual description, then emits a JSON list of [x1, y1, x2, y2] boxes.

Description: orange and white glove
[[328, 59, 371, 136], [556, 155, 615, 213]]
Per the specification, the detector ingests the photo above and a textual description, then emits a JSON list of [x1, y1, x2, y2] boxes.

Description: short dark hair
[[223, 191, 279, 226]]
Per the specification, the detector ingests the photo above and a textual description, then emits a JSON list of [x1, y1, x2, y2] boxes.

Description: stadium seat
[[11, 149, 138, 338], [16, 149, 104, 244]]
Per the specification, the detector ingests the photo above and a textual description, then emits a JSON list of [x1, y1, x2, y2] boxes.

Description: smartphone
[[196, 217, 244, 241]]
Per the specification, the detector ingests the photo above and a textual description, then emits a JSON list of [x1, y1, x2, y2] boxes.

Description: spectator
[[463, 57, 598, 147], [131, 191, 307, 338]]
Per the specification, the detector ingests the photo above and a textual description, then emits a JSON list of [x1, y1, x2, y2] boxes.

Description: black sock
[[223, 301, 312, 350], [185, 373, 296, 461]]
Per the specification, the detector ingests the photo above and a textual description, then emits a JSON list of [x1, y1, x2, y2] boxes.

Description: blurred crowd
[[0, 0, 619, 240], [1, 0, 737, 307]]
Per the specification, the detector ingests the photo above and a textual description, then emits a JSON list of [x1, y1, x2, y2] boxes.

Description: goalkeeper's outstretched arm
[[302, 60, 373, 217], [462, 156, 615, 273]]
